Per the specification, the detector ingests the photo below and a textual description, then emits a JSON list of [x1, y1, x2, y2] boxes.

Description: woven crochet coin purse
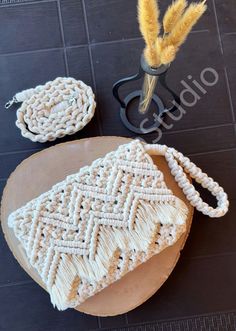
[[5, 77, 96, 143], [8, 140, 229, 310]]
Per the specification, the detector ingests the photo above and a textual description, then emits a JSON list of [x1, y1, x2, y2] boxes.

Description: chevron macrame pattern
[[8, 140, 188, 310]]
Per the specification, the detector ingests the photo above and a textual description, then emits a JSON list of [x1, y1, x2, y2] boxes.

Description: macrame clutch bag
[[5, 77, 96, 143], [8, 140, 229, 310]]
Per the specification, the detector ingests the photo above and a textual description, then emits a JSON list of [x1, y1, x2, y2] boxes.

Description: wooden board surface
[[1, 136, 193, 316]]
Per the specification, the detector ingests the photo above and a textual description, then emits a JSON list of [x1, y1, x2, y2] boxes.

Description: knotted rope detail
[[8, 140, 229, 310], [144, 143, 229, 217], [6, 77, 96, 143]]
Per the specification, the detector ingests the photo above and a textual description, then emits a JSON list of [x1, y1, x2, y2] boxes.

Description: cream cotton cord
[[144, 144, 229, 217], [5, 77, 96, 143], [8, 140, 229, 310]]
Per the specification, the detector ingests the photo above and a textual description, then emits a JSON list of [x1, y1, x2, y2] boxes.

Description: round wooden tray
[[1, 136, 193, 316]]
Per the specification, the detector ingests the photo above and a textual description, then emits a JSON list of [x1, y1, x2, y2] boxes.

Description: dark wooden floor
[[0, 0, 235, 330]]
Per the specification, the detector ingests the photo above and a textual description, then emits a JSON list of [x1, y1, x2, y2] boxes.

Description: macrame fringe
[[48, 197, 188, 310], [138, 197, 188, 225], [50, 254, 80, 310], [8, 140, 229, 311]]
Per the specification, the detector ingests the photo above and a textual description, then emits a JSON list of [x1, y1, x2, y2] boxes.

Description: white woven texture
[[8, 140, 229, 310], [13, 77, 96, 143]]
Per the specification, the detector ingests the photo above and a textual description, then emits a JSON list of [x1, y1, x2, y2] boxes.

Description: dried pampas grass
[[160, 45, 177, 65], [137, 0, 207, 66], [138, 0, 160, 45], [138, 0, 161, 67], [144, 46, 160, 68], [163, 1, 207, 49], [163, 0, 187, 34]]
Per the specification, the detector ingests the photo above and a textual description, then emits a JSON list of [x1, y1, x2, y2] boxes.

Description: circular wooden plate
[[1, 136, 193, 316]]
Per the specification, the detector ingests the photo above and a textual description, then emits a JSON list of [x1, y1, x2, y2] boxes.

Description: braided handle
[[15, 86, 44, 102], [144, 143, 229, 217], [5, 86, 44, 108], [5, 77, 96, 143]]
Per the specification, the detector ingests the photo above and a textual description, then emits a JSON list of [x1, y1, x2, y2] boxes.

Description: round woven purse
[[5, 77, 96, 143]]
